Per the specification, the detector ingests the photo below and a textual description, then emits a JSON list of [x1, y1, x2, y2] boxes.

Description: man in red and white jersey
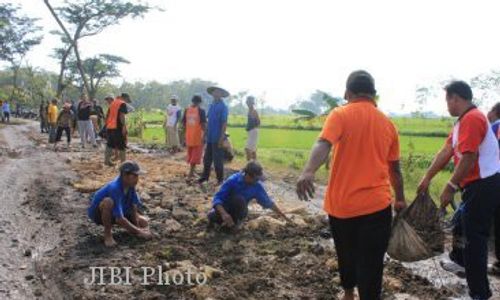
[[487, 102, 500, 275], [418, 81, 500, 300]]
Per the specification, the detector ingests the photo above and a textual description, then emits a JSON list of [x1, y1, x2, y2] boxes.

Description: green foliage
[[127, 109, 145, 139], [0, 4, 42, 64]]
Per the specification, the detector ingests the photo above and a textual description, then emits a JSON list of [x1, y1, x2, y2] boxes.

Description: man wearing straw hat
[[198, 86, 230, 185]]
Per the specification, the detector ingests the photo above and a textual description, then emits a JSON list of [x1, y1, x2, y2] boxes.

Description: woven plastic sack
[[388, 217, 432, 262], [404, 192, 445, 254]]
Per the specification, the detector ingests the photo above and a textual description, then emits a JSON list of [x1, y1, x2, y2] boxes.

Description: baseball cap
[[119, 161, 145, 175]]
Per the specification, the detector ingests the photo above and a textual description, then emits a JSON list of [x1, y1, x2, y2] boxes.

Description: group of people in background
[[163, 86, 261, 185]]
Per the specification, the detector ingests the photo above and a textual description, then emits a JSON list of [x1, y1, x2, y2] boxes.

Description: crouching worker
[[207, 161, 290, 230], [88, 161, 152, 247]]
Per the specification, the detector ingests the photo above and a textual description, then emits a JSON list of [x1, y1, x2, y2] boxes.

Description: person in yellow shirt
[[47, 99, 59, 142]]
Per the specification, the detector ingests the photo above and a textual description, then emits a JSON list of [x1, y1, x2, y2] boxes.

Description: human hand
[[296, 171, 315, 201]]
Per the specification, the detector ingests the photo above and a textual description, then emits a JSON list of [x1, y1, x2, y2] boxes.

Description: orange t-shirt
[[319, 99, 400, 219], [185, 106, 204, 147]]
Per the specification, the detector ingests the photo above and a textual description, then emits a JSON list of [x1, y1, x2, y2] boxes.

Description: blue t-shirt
[[492, 120, 500, 147], [2, 102, 10, 113], [88, 176, 142, 221], [206, 100, 228, 143], [212, 172, 274, 209]]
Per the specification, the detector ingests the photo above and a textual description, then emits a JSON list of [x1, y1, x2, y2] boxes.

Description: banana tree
[[291, 90, 344, 122]]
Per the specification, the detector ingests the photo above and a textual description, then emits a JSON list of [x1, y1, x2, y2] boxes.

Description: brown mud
[[0, 120, 495, 299]]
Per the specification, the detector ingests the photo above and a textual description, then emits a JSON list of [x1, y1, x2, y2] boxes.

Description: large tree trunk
[[44, 0, 91, 97], [56, 44, 73, 98]]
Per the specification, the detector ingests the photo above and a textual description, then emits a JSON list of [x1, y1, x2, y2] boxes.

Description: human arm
[[296, 139, 332, 201], [271, 203, 292, 223], [218, 105, 228, 147], [212, 177, 235, 227], [389, 161, 406, 212], [417, 143, 453, 194], [439, 152, 477, 208]]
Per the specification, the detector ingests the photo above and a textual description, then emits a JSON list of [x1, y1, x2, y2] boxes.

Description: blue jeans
[[201, 142, 224, 183], [450, 173, 500, 300]]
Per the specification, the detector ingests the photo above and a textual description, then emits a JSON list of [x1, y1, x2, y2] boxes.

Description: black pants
[[329, 206, 392, 300], [56, 126, 71, 143], [450, 174, 500, 300], [208, 195, 248, 225], [495, 206, 500, 262], [201, 142, 224, 183]]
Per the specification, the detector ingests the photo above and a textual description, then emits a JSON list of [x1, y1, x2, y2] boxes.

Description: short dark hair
[[243, 161, 263, 178], [445, 81, 473, 101], [192, 95, 202, 104], [346, 70, 376, 97], [121, 93, 131, 102], [491, 102, 500, 119]]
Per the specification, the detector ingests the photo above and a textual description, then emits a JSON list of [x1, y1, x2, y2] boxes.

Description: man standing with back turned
[[296, 70, 406, 300], [418, 81, 500, 300]]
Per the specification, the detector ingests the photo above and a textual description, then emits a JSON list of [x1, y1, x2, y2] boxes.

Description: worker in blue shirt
[[199, 86, 229, 185], [88, 161, 152, 247], [208, 161, 291, 229]]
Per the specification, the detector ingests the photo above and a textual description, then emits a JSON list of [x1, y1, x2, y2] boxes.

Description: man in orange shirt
[[182, 95, 206, 179], [297, 70, 406, 300]]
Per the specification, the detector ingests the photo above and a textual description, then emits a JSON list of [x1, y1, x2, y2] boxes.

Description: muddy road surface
[[0, 120, 497, 299]]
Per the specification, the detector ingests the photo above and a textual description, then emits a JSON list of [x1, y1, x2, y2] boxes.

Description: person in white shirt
[[164, 95, 182, 153]]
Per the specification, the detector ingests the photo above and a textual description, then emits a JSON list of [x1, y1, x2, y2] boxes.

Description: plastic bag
[[387, 192, 444, 262]]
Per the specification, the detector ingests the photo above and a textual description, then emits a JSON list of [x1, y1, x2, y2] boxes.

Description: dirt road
[[0, 121, 78, 299], [1, 120, 497, 300]]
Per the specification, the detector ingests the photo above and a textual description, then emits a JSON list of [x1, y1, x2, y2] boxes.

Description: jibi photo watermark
[[84, 266, 208, 286]]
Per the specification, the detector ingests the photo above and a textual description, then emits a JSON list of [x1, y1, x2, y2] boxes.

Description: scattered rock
[[246, 216, 286, 236], [221, 240, 235, 252], [286, 214, 308, 227], [325, 258, 338, 271], [171, 206, 193, 220], [309, 242, 325, 255], [164, 219, 182, 233], [25, 274, 34, 281], [201, 265, 224, 279], [24, 249, 31, 257], [190, 285, 215, 300]]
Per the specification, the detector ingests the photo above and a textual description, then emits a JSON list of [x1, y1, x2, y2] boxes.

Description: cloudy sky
[[4, 0, 500, 114]]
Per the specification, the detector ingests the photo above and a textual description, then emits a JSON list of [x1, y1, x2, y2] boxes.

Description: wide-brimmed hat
[[207, 86, 230, 98]]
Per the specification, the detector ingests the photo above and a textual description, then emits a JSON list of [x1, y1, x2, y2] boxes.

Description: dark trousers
[[329, 206, 392, 300], [449, 174, 500, 300], [201, 142, 224, 183], [208, 195, 248, 225], [495, 206, 500, 262], [56, 126, 71, 143]]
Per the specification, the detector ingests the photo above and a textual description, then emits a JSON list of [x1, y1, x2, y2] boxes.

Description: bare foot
[[341, 289, 355, 300], [104, 236, 117, 247]]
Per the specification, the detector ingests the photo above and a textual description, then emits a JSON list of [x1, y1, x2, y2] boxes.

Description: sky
[[4, 0, 500, 114]]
